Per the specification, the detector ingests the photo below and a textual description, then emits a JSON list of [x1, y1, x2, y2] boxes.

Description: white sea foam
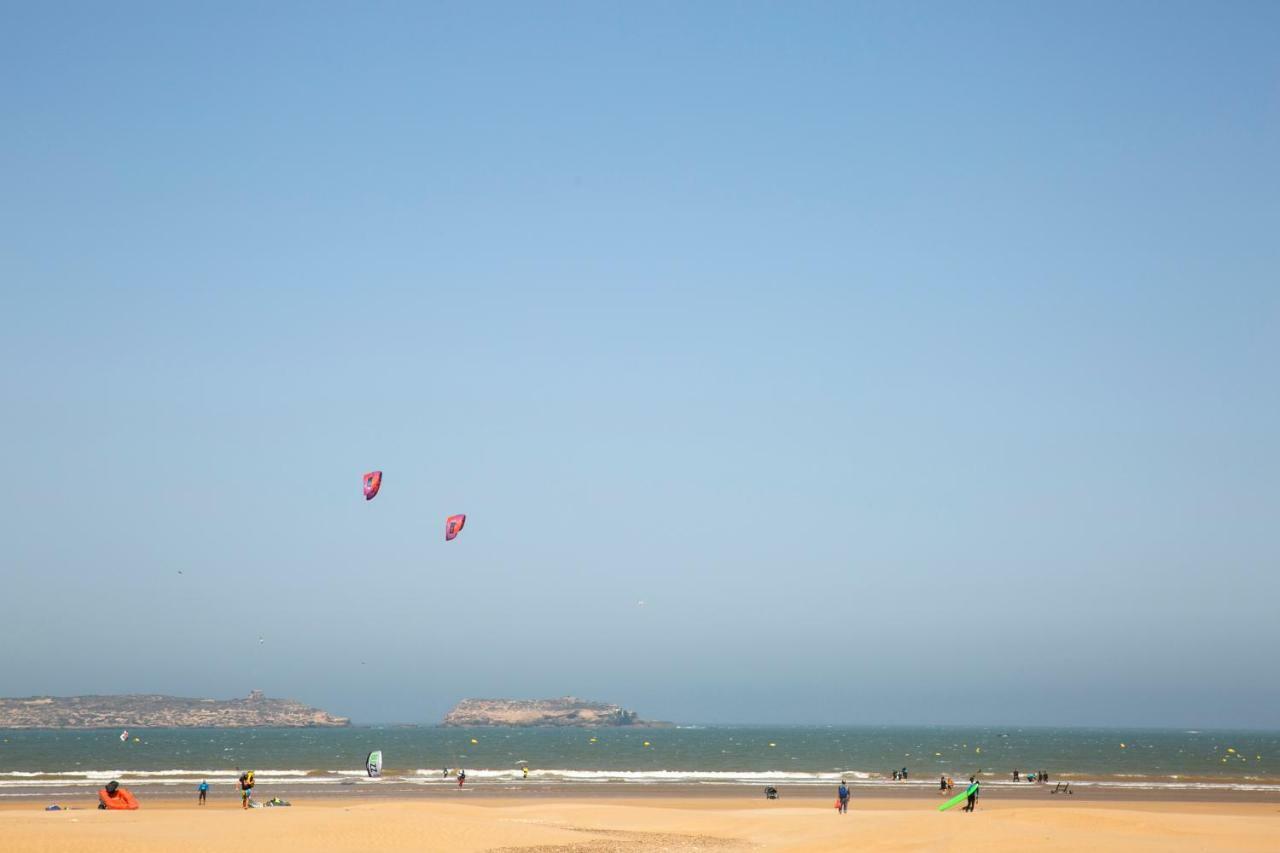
[[1, 768, 1276, 794]]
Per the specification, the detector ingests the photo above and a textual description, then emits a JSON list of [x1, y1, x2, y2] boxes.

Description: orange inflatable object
[[98, 786, 139, 810]]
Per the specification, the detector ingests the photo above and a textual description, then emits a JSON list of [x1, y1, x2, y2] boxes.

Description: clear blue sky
[[2, 2, 1277, 728]]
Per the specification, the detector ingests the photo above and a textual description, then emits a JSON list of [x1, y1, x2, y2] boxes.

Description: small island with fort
[[441, 697, 671, 728]]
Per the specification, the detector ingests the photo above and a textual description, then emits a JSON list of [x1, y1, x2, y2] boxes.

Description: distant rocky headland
[[442, 697, 669, 727], [0, 691, 350, 728]]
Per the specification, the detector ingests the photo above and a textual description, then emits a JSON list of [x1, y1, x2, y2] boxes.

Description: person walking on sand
[[198, 779, 208, 805], [458, 769, 466, 788], [837, 781, 850, 814], [939, 775, 947, 793], [963, 776, 979, 812]]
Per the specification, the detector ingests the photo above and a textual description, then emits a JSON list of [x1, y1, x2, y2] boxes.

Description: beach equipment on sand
[[938, 784, 978, 812], [366, 750, 383, 778], [363, 471, 382, 500], [764, 786, 779, 800], [98, 781, 140, 810], [445, 514, 466, 541]]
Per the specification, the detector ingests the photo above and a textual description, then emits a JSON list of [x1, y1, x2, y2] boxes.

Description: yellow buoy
[[1227, 748, 1236, 753], [1120, 743, 1126, 748], [975, 747, 981, 754], [643, 741, 650, 747], [934, 753, 941, 756], [470, 739, 478, 744]]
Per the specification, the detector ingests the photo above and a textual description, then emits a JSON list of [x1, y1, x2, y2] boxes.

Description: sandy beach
[[5, 794, 1277, 852]]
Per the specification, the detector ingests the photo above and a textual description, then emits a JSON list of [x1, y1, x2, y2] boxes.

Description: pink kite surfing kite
[[445, 514, 466, 541], [363, 471, 382, 501]]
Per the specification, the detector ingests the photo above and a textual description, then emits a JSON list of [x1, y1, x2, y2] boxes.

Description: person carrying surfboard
[[963, 776, 979, 812], [239, 770, 255, 809]]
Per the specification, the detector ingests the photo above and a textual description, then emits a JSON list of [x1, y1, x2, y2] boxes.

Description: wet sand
[[4, 794, 1277, 852]]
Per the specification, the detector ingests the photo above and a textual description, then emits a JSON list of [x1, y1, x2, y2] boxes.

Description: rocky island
[[442, 697, 669, 727], [0, 691, 350, 728]]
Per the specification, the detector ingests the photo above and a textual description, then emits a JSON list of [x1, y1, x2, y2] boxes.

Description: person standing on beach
[[198, 779, 208, 805], [939, 775, 947, 792], [238, 771, 254, 809], [837, 781, 849, 814], [1013, 769, 1019, 782], [458, 769, 466, 788], [963, 776, 979, 812]]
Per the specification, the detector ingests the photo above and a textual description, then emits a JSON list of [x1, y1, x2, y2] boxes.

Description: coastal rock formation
[[0, 691, 350, 728], [442, 697, 667, 727]]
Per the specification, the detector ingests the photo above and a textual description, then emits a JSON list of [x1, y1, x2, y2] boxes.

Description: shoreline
[[9, 780, 1280, 806]]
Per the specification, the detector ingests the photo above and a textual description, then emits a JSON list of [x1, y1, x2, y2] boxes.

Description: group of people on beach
[[1012, 769, 1050, 783], [890, 767, 909, 780], [837, 773, 980, 814], [187, 771, 250, 807]]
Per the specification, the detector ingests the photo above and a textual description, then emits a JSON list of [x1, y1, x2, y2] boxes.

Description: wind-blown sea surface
[[1, 726, 1276, 797]]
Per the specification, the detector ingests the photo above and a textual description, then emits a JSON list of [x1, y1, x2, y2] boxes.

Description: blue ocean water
[[1, 726, 1276, 796]]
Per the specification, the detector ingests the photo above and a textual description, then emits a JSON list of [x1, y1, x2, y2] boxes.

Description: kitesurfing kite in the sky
[[366, 750, 382, 778], [363, 471, 382, 501], [445, 514, 466, 541]]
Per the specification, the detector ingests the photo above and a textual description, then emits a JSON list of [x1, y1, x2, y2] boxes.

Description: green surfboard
[[938, 784, 978, 812]]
